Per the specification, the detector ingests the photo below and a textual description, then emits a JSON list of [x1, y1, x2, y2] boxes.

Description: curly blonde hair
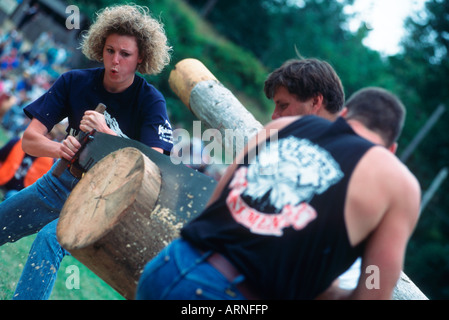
[[81, 4, 171, 75]]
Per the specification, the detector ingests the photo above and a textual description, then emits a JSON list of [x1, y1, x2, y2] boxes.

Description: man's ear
[[388, 142, 398, 154], [312, 94, 324, 112], [340, 106, 349, 118]]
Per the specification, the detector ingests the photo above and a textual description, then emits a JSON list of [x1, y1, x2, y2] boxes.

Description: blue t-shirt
[[24, 68, 173, 153]]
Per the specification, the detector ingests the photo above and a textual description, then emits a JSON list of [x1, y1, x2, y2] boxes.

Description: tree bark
[[57, 147, 182, 299], [393, 272, 428, 300], [169, 58, 263, 160]]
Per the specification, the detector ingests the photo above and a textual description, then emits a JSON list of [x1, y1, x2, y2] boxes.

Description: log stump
[[57, 147, 181, 299]]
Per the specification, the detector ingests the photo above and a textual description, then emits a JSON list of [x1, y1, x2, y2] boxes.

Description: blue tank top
[[181, 115, 375, 299]]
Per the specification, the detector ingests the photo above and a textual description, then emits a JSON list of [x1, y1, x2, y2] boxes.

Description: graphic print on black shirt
[[226, 136, 344, 236]]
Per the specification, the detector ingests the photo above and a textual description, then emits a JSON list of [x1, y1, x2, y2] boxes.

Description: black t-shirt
[[182, 116, 374, 299]]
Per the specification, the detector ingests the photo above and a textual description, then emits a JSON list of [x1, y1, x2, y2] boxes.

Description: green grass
[[0, 234, 124, 300]]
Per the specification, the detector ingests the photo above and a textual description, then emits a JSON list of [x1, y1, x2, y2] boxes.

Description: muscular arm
[[317, 148, 421, 300], [23, 110, 116, 161], [23, 111, 164, 163], [22, 118, 77, 160]]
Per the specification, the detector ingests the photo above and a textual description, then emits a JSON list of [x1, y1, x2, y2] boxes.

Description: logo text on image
[[170, 121, 279, 174], [65, 5, 80, 30]]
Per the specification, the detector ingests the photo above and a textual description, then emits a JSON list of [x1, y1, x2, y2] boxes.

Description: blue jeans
[[12, 219, 69, 300], [0, 161, 79, 299], [0, 160, 79, 246], [136, 238, 248, 300], [4, 189, 19, 200]]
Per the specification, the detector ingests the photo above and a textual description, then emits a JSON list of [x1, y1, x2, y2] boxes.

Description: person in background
[[0, 91, 16, 123], [17, 3, 40, 30], [0, 121, 66, 200], [317, 86, 408, 297]]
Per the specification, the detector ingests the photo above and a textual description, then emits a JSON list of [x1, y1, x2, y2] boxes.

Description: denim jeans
[[12, 219, 70, 300], [0, 161, 79, 299], [0, 160, 80, 246], [4, 189, 19, 200], [136, 238, 248, 300]]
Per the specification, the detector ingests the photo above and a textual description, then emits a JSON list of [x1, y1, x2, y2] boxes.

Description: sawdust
[[150, 204, 184, 246]]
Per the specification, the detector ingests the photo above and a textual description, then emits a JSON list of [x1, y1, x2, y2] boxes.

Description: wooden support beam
[[421, 167, 448, 212], [400, 104, 446, 163]]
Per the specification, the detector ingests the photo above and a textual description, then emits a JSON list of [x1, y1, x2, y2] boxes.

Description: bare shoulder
[[238, 116, 301, 163], [363, 146, 421, 195], [345, 146, 421, 246], [347, 146, 422, 299]]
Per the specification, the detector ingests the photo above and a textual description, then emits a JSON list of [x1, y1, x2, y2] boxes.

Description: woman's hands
[[59, 110, 113, 161], [80, 110, 113, 135], [59, 135, 81, 161]]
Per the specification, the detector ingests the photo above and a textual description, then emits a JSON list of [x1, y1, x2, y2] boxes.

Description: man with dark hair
[[264, 58, 345, 121], [323, 86, 408, 295], [343, 86, 405, 153]]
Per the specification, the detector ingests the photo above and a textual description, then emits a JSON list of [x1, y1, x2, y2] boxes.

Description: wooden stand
[[57, 147, 182, 299]]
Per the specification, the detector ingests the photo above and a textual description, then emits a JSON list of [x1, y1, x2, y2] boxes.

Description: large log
[[57, 147, 182, 299], [393, 272, 428, 300], [169, 58, 428, 300], [169, 58, 263, 159]]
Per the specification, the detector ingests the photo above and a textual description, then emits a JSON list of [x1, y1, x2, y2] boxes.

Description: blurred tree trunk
[[201, 0, 219, 18]]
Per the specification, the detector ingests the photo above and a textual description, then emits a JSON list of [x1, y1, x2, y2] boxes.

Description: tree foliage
[[388, 0, 449, 299]]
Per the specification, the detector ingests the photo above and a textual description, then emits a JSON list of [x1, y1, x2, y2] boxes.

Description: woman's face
[[102, 33, 143, 93]]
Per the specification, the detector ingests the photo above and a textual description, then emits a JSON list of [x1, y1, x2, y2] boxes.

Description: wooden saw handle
[[52, 103, 107, 178]]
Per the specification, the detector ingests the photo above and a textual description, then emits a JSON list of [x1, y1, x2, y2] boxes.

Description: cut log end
[[56, 147, 167, 299], [57, 147, 161, 250], [168, 58, 218, 110]]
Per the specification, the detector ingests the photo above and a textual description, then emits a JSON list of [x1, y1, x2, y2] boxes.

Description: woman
[[0, 4, 173, 299]]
